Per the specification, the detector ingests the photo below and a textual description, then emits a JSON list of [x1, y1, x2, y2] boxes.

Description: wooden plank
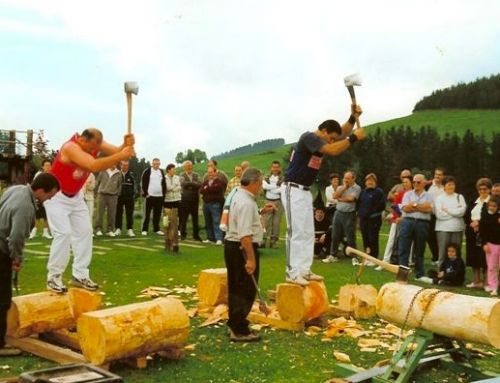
[[329, 304, 353, 317], [40, 329, 81, 351], [247, 312, 304, 331], [5, 336, 87, 364]]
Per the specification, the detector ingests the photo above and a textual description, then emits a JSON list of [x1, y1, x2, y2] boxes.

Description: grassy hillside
[[366, 109, 500, 138]]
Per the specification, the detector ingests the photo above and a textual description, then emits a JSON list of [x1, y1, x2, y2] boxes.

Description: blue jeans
[[203, 202, 223, 242], [398, 218, 429, 278]]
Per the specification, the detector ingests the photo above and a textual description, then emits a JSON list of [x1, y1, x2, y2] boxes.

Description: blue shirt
[[285, 132, 326, 186], [401, 190, 433, 220]]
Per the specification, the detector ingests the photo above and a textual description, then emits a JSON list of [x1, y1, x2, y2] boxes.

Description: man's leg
[[191, 202, 201, 239], [427, 215, 439, 262], [271, 200, 283, 245], [95, 193, 106, 232], [70, 194, 94, 281], [203, 203, 214, 241], [125, 197, 135, 230], [107, 195, 118, 232], [414, 221, 430, 278], [369, 216, 382, 259], [0, 250, 12, 349], [344, 211, 357, 249], [141, 197, 153, 232], [329, 211, 343, 257], [210, 203, 223, 242], [398, 219, 413, 267], [178, 201, 188, 238], [115, 196, 124, 231], [152, 197, 163, 232]]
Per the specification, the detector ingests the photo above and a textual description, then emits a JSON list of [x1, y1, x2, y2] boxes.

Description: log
[[338, 284, 378, 319], [197, 268, 228, 307], [6, 289, 101, 338], [276, 281, 329, 323], [376, 282, 500, 348], [77, 297, 190, 365]]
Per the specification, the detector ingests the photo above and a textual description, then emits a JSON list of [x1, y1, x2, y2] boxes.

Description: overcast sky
[[0, 0, 499, 163]]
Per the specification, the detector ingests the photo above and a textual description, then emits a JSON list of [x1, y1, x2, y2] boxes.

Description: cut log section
[[77, 297, 190, 365], [376, 282, 500, 348], [276, 281, 329, 323], [338, 284, 378, 319], [7, 288, 101, 338], [197, 268, 228, 307]]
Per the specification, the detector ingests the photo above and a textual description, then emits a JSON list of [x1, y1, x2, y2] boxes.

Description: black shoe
[[229, 330, 261, 342]]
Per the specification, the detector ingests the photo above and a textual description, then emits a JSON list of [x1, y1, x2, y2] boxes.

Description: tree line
[[214, 138, 285, 159], [414, 74, 500, 111]]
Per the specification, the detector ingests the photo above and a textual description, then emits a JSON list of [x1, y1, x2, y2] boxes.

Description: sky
[[0, 0, 499, 163]]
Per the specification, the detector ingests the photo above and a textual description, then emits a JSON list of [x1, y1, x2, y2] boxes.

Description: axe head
[[124, 81, 139, 95], [396, 265, 411, 283], [344, 73, 362, 87]]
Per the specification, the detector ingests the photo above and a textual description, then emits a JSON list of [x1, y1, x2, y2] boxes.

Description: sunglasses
[[413, 180, 422, 184]]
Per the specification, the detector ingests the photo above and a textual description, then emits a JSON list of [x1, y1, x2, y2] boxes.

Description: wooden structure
[[276, 281, 329, 323], [197, 268, 228, 307], [338, 284, 378, 319], [0, 129, 34, 185]]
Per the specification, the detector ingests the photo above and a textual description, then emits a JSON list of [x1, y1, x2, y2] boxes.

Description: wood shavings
[[199, 304, 228, 327], [333, 351, 351, 363]]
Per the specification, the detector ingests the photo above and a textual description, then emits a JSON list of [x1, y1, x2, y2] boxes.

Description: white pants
[[382, 222, 398, 262], [84, 198, 94, 225], [44, 191, 93, 280], [281, 184, 314, 279]]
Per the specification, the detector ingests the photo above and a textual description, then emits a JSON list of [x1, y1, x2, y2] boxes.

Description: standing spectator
[[45, 128, 135, 292], [226, 165, 243, 196], [480, 195, 500, 296], [492, 183, 500, 197], [141, 158, 166, 236], [164, 164, 181, 253], [261, 161, 284, 248], [357, 173, 386, 262], [204, 159, 228, 185], [240, 160, 250, 173], [179, 160, 202, 241], [83, 173, 96, 224], [398, 174, 433, 279], [30, 159, 53, 239], [387, 169, 412, 203], [323, 171, 362, 264], [95, 164, 122, 236], [465, 178, 491, 288], [434, 176, 466, 267], [224, 168, 272, 342], [325, 173, 340, 222], [314, 207, 331, 258], [115, 160, 137, 237], [426, 167, 445, 264], [200, 166, 225, 245], [0, 173, 59, 356]]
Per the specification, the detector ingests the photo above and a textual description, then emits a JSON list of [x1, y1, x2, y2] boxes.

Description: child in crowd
[[480, 195, 500, 296], [313, 207, 331, 259], [424, 243, 465, 286]]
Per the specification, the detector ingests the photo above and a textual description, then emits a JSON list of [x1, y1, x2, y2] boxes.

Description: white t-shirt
[[148, 168, 164, 197]]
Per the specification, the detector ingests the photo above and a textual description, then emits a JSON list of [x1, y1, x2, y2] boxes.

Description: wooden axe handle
[[126, 92, 132, 134], [345, 247, 399, 274], [346, 86, 361, 130]]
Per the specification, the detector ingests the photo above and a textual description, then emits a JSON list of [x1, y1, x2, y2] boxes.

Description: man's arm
[[63, 142, 134, 173], [9, 210, 33, 264], [99, 134, 135, 155], [319, 128, 366, 156], [240, 235, 256, 274]]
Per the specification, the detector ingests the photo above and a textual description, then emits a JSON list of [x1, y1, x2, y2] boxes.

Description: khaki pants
[[261, 199, 283, 244]]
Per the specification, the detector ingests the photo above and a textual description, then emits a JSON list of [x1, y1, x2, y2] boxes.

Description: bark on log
[[338, 284, 378, 319], [276, 281, 329, 323], [77, 297, 190, 365], [197, 268, 228, 307], [376, 282, 500, 348], [7, 288, 101, 338]]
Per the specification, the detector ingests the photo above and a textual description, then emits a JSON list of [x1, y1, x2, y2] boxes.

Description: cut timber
[[276, 281, 329, 323], [197, 268, 228, 307], [5, 336, 86, 365], [7, 288, 101, 338], [77, 297, 190, 365], [247, 312, 304, 331], [338, 284, 377, 319], [376, 282, 500, 348], [40, 329, 81, 351]]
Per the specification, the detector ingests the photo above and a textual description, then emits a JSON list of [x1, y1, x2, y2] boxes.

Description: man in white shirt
[[140, 158, 166, 235], [426, 167, 445, 264], [261, 161, 284, 248]]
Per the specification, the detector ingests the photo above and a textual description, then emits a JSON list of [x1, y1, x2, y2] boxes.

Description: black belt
[[266, 198, 281, 201], [62, 191, 77, 198], [404, 217, 430, 223], [285, 182, 310, 191]]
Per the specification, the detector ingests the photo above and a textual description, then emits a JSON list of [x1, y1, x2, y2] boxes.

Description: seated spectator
[[314, 207, 331, 258], [479, 195, 500, 296], [423, 243, 465, 286]]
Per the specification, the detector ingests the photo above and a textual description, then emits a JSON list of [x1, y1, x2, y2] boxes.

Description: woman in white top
[[434, 176, 466, 268], [164, 164, 182, 253]]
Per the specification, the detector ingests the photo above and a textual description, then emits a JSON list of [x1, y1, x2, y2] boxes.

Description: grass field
[[2, 220, 499, 383]]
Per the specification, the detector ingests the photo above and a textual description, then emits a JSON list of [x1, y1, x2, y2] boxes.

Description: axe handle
[[346, 86, 361, 130], [345, 246, 400, 274], [126, 92, 133, 134]]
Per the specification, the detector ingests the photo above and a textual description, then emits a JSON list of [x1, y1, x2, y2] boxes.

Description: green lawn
[[366, 109, 500, 138], [2, 220, 499, 382]]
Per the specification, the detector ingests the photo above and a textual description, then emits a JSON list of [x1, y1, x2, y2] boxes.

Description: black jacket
[[141, 167, 166, 197], [120, 171, 137, 199]]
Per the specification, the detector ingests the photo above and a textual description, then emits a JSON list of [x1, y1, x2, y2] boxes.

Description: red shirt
[[51, 134, 98, 195]]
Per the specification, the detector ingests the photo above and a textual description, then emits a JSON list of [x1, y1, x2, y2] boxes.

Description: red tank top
[[51, 134, 98, 195]]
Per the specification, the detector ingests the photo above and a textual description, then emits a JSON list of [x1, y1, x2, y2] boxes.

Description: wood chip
[[358, 339, 381, 348], [333, 351, 351, 363]]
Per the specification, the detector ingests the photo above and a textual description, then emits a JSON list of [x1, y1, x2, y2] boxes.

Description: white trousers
[[44, 191, 93, 280], [382, 222, 398, 262], [281, 184, 314, 279]]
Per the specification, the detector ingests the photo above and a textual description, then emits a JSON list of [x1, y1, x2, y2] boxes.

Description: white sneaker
[[96, 230, 103, 236], [322, 255, 339, 264], [141, 231, 148, 236], [215, 240, 223, 245], [29, 227, 37, 239], [127, 229, 135, 237], [364, 261, 376, 267], [302, 271, 324, 281], [352, 258, 361, 266], [416, 276, 434, 284], [286, 275, 309, 286], [47, 275, 67, 293], [374, 265, 384, 271], [106, 231, 115, 237], [114, 228, 122, 236], [42, 229, 52, 239], [202, 239, 212, 244], [155, 230, 164, 235]]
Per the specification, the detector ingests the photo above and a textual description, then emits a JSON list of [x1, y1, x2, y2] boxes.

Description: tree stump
[[77, 297, 190, 365], [377, 282, 500, 348], [197, 268, 228, 307], [276, 281, 329, 323], [7, 288, 101, 338], [338, 284, 378, 319]]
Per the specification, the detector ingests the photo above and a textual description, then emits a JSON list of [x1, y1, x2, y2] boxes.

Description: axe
[[345, 246, 410, 283], [124, 81, 139, 134], [344, 73, 362, 130]]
